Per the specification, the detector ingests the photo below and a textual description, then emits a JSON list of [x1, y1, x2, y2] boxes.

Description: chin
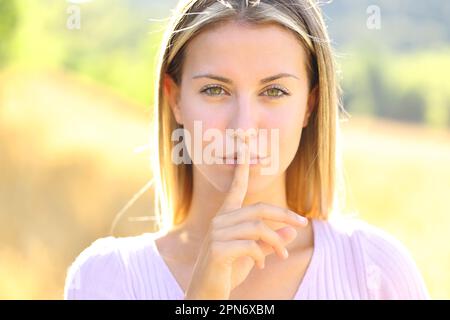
[[199, 164, 283, 194]]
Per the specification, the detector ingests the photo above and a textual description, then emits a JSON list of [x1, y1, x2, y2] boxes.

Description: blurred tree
[[380, 90, 426, 123], [0, 0, 18, 67]]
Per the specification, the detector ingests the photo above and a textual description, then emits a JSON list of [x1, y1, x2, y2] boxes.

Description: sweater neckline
[[151, 218, 322, 300]]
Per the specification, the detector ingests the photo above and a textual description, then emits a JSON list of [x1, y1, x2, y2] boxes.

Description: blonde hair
[[151, 0, 349, 232]]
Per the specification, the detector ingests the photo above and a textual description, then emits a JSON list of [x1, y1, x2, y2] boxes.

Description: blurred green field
[[340, 47, 450, 128], [0, 69, 449, 299]]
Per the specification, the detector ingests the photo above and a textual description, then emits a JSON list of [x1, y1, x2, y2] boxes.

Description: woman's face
[[166, 20, 316, 194]]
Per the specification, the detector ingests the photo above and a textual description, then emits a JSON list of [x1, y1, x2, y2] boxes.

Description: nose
[[228, 95, 259, 144]]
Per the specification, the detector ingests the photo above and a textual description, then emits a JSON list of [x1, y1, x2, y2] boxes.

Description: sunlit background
[[0, 0, 449, 299]]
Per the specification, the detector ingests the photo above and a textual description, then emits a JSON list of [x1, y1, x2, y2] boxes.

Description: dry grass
[[340, 116, 450, 299], [0, 69, 155, 299]]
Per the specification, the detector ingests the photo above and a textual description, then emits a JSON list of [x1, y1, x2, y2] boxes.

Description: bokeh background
[[0, 0, 449, 299]]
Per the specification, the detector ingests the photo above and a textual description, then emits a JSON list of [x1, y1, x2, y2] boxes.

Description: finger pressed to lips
[[217, 143, 307, 227], [218, 143, 251, 213], [212, 141, 308, 269]]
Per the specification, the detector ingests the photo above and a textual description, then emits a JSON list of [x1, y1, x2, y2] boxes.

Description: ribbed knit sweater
[[64, 217, 430, 299]]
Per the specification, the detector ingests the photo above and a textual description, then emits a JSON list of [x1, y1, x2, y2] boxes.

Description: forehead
[[183, 20, 308, 79]]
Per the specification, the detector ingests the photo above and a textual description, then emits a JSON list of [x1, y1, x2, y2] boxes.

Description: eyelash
[[200, 84, 291, 99]]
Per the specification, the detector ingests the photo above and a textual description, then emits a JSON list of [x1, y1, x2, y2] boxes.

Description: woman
[[64, 0, 430, 299]]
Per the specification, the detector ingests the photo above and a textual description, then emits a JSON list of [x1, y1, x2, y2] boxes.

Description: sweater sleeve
[[354, 222, 430, 299], [64, 236, 134, 300]]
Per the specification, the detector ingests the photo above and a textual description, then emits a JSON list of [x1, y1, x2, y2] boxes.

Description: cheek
[[180, 93, 229, 129], [179, 107, 229, 160], [262, 104, 305, 164]]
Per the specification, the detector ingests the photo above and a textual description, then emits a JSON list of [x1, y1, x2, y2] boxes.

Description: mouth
[[220, 156, 270, 165]]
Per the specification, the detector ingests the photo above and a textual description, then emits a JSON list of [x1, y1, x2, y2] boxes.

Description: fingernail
[[291, 212, 308, 224], [283, 248, 289, 259]]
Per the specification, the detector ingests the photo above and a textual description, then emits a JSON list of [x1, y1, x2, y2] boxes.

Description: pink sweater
[[64, 217, 430, 299]]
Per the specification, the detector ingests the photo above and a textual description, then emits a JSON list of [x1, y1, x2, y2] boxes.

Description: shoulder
[[318, 215, 430, 299], [64, 233, 160, 300]]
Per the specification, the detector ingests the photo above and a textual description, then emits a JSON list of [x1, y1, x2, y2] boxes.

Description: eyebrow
[[192, 72, 300, 84]]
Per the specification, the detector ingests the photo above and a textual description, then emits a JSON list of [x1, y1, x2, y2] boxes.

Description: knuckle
[[269, 230, 282, 245], [255, 201, 265, 210], [245, 239, 256, 249], [252, 240, 261, 250], [276, 232, 284, 243], [252, 220, 264, 230]]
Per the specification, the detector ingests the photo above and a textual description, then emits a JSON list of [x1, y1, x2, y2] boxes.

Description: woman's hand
[[184, 144, 309, 300]]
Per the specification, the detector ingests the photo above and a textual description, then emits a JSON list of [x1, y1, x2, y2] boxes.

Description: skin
[[162, 20, 318, 299]]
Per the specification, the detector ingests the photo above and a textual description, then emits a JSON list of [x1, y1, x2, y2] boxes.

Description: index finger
[[218, 142, 250, 214]]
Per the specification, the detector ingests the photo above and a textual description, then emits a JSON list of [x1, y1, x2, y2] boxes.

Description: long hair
[[151, 0, 349, 232]]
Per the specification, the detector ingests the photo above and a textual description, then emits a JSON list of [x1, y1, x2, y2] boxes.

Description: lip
[[222, 152, 262, 159], [220, 156, 270, 166]]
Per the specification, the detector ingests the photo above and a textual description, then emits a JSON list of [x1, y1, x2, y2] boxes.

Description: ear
[[163, 73, 183, 125], [303, 85, 318, 128]]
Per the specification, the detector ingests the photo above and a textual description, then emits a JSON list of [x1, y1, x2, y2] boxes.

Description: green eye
[[266, 88, 283, 97], [200, 84, 290, 98], [201, 85, 227, 96], [262, 85, 290, 98]]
